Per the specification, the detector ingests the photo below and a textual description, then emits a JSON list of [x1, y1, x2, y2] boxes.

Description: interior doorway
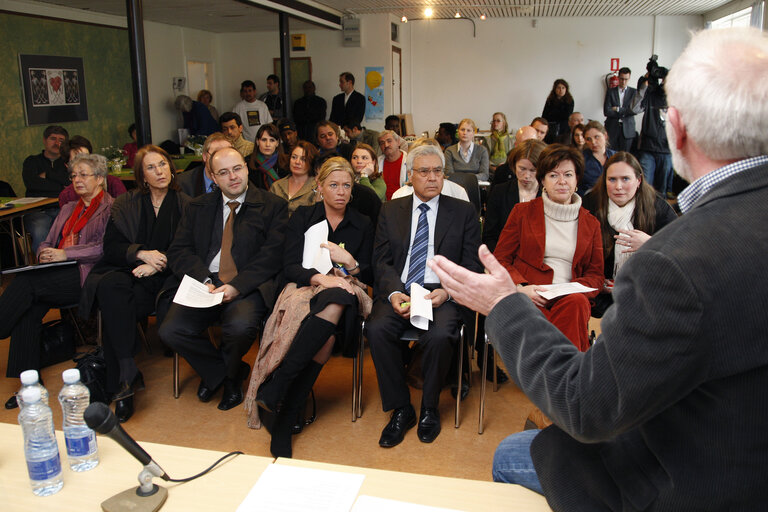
[[186, 60, 212, 100], [391, 46, 402, 115]]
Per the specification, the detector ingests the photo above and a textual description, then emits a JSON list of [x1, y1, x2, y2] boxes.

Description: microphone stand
[[101, 461, 168, 512]]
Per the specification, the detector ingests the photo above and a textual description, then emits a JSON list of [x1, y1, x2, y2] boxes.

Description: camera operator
[[631, 55, 675, 197]]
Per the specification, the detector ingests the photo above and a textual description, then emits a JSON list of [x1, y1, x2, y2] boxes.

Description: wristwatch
[[345, 260, 360, 271]]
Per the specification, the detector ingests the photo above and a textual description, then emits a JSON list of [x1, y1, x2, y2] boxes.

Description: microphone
[[84, 402, 169, 482]]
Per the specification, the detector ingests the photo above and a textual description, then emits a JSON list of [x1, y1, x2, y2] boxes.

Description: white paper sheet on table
[[236, 464, 365, 512], [6, 197, 46, 205], [352, 495, 462, 512], [302, 220, 333, 275], [409, 283, 433, 330], [535, 282, 597, 301], [172, 274, 224, 308]]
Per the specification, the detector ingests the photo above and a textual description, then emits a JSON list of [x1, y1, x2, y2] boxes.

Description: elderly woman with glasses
[[1, 153, 113, 409], [81, 145, 190, 422]]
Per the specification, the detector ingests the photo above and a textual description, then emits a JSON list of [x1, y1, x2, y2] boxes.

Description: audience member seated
[[81, 146, 190, 423], [269, 141, 318, 216], [515, 125, 538, 146], [530, 117, 549, 142], [555, 112, 585, 145], [377, 130, 408, 200], [541, 79, 574, 144], [343, 120, 380, 154], [350, 143, 386, 201], [582, 152, 678, 318], [219, 112, 253, 158], [385, 114, 402, 135], [493, 144, 603, 351], [175, 94, 219, 137], [391, 138, 469, 202], [493, 126, 542, 187], [123, 123, 138, 168], [316, 121, 354, 161], [198, 89, 219, 123], [177, 133, 232, 197], [366, 144, 481, 447], [570, 123, 586, 151], [159, 147, 288, 412], [22, 125, 69, 252], [444, 118, 490, 182], [1, 153, 113, 409], [247, 157, 374, 457], [579, 120, 616, 196], [276, 119, 298, 171], [484, 139, 546, 252], [248, 124, 287, 190], [58, 136, 127, 207], [486, 112, 513, 172], [435, 122, 457, 150]]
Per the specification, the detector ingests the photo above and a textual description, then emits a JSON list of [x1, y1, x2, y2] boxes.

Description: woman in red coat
[[493, 144, 603, 351]]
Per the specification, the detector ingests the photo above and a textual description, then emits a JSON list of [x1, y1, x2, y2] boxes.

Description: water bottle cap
[[20, 369, 40, 385], [62, 368, 81, 384], [21, 387, 41, 403]]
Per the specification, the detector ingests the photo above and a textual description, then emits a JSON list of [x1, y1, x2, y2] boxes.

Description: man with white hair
[[377, 130, 408, 200], [366, 143, 481, 448], [428, 28, 768, 509]]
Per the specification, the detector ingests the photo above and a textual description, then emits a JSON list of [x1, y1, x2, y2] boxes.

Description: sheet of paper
[[302, 220, 333, 275], [409, 283, 433, 330], [6, 197, 47, 205], [536, 282, 598, 301], [172, 274, 224, 308], [236, 464, 365, 512], [1, 260, 76, 275], [352, 495, 462, 512]]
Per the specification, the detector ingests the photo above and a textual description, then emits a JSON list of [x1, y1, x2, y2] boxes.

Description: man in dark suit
[[430, 28, 768, 510], [366, 144, 481, 448], [177, 132, 231, 197], [329, 72, 365, 127], [160, 147, 288, 411], [603, 67, 637, 152], [293, 80, 327, 143]]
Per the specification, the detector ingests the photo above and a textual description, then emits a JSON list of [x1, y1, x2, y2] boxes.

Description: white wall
[[408, 15, 703, 135]]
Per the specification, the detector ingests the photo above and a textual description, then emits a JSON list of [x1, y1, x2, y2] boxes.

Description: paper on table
[[172, 274, 224, 308], [536, 282, 598, 301], [236, 464, 365, 512], [352, 495, 462, 512], [409, 283, 433, 330], [302, 220, 333, 275], [6, 197, 47, 205]]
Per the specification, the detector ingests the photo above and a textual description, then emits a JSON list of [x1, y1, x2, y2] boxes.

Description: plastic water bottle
[[17, 369, 49, 411], [58, 369, 99, 472], [18, 387, 63, 496]]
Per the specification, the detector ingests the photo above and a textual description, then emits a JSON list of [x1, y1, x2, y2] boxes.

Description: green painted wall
[[0, 12, 134, 196]]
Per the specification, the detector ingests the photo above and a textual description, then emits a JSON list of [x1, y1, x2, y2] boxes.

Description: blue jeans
[[492, 429, 544, 494], [637, 151, 673, 194], [24, 207, 59, 253]]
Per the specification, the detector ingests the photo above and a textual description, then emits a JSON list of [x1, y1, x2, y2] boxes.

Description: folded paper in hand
[[172, 274, 224, 308], [409, 283, 433, 330], [302, 220, 333, 275], [535, 282, 597, 301]]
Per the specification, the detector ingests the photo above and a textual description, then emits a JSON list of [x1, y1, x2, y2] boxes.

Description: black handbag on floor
[[73, 348, 110, 404], [40, 319, 76, 368]]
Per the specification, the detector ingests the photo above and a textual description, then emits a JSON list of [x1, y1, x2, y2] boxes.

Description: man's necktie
[[218, 200, 239, 284], [405, 203, 430, 290]]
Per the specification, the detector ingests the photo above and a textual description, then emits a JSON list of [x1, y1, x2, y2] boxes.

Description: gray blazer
[[444, 143, 489, 182], [603, 86, 637, 139], [487, 161, 768, 510]]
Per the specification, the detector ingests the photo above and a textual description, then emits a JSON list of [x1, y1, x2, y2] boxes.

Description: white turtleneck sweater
[[542, 191, 581, 284]]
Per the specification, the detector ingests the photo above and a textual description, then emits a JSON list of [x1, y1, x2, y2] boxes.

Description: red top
[[382, 154, 403, 200]]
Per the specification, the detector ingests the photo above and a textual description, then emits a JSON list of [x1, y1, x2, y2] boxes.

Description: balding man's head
[[568, 112, 585, 129], [515, 125, 538, 146], [210, 147, 248, 199]]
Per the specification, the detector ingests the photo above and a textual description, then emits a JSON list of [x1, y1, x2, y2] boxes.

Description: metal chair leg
[[173, 352, 180, 399], [357, 320, 364, 419], [478, 333, 489, 434], [455, 325, 464, 428]]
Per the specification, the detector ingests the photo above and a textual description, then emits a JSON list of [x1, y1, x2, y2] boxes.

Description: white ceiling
[[33, 0, 729, 32]]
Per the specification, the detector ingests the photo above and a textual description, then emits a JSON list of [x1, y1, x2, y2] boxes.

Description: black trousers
[[159, 291, 267, 388], [609, 127, 634, 153], [0, 266, 81, 378], [95, 271, 160, 393], [366, 298, 461, 410]]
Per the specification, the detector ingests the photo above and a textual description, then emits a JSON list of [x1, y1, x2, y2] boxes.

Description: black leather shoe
[[4, 394, 18, 410], [378, 405, 416, 448], [197, 380, 222, 402], [217, 378, 244, 410], [481, 350, 509, 384], [417, 407, 441, 443], [450, 382, 470, 401], [115, 396, 134, 423], [113, 372, 145, 402]]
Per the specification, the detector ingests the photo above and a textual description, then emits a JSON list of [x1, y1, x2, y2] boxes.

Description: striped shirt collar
[[677, 156, 768, 214]]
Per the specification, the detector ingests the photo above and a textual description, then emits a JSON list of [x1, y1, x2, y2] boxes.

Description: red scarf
[[58, 189, 104, 249]]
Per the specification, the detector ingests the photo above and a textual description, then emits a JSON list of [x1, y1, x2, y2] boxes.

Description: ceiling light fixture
[[480, 14, 487, 20], [454, 11, 461, 18], [401, 15, 408, 22], [424, 7, 433, 17]]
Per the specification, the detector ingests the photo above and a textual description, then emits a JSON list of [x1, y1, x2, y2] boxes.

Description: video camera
[[646, 55, 669, 89]]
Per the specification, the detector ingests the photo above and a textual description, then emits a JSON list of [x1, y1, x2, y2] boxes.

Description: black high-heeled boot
[[270, 361, 323, 458], [257, 315, 335, 413]]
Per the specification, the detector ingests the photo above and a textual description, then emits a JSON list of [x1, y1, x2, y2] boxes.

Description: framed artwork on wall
[[19, 54, 88, 126]]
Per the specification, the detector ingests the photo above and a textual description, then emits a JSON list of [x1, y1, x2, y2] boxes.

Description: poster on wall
[[19, 54, 88, 126], [364, 66, 384, 120]]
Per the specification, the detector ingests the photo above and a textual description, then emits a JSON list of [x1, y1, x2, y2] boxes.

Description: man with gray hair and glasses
[[428, 28, 768, 510], [366, 144, 481, 448]]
